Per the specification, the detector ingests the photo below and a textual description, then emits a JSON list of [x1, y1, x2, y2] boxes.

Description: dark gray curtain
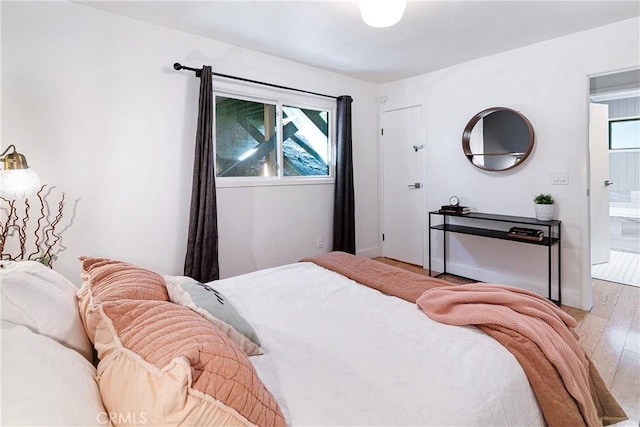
[[184, 65, 219, 282], [332, 95, 356, 254]]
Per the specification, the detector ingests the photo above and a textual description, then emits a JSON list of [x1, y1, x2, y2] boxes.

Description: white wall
[[1, 1, 380, 283], [379, 18, 640, 309], [4, 2, 637, 309]]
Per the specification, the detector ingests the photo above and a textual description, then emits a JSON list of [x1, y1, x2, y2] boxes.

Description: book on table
[[508, 226, 543, 241], [439, 205, 471, 214]]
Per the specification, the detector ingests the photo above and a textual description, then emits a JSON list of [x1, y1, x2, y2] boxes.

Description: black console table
[[428, 211, 562, 304]]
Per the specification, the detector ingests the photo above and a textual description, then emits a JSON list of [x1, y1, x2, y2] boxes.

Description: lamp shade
[[0, 168, 41, 200], [359, 0, 407, 28]]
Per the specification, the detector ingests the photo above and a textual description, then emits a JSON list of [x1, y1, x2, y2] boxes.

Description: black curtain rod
[[173, 63, 338, 100]]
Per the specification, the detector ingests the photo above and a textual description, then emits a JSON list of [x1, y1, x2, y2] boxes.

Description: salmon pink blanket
[[303, 252, 626, 427], [417, 283, 626, 427]]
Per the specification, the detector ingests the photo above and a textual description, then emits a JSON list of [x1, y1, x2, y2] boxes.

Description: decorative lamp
[[359, 0, 407, 28], [0, 145, 41, 200]]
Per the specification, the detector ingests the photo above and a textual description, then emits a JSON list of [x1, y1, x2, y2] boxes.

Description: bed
[[211, 259, 542, 426], [0, 252, 626, 426]]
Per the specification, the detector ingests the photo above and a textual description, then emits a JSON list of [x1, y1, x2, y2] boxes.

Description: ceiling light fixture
[[0, 145, 40, 200], [359, 0, 407, 28]]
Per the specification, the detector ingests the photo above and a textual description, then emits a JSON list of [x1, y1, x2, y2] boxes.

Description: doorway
[[381, 105, 425, 266], [589, 68, 640, 287]]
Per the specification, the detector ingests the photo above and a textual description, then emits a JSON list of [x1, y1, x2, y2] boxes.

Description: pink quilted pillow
[[77, 256, 170, 343], [93, 299, 285, 426], [78, 257, 169, 303]]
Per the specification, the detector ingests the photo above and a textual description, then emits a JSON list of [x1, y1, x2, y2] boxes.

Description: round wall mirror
[[462, 107, 534, 171]]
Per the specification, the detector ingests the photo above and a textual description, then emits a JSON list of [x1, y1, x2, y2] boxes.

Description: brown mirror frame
[[462, 107, 534, 171]]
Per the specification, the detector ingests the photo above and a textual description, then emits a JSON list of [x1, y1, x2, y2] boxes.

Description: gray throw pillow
[[181, 282, 261, 347]]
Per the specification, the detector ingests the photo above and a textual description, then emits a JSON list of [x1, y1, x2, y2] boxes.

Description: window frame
[[213, 80, 336, 188], [608, 117, 640, 151]]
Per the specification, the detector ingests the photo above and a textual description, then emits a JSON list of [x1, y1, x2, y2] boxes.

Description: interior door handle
[[604, 180, 613, 186], [408, 183, 421, 189]]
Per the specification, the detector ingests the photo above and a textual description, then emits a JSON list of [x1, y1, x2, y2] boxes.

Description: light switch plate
[[551, 171, 569, 185]]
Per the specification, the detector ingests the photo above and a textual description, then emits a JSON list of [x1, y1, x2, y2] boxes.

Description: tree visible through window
[[215, 95, 331, 179]]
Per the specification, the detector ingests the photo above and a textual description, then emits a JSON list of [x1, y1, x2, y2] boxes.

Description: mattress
[[213, 261, 545, 426]]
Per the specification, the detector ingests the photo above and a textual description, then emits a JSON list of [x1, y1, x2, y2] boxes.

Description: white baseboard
[[427, 259, 582, 309], [357, 246, 382, 259]]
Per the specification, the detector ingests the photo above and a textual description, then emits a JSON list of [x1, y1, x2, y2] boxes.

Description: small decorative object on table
[[440, 196, 471, 214], [533, 193, 554, 221]]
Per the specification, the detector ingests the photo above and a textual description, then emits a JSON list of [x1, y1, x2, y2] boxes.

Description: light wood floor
[[373, 257, 640, 426]]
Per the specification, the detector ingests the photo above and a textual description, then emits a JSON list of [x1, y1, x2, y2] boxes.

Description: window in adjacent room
[[609, 118, 640, 150], [215, 92, 333, 184]]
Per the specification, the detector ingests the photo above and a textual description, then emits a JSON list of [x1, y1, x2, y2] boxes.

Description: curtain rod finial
[[173, 63, 183, 71]]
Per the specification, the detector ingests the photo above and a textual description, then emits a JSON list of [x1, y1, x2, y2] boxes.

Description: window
[[609, 118, 640, 150], [215, 92, 333, 182]]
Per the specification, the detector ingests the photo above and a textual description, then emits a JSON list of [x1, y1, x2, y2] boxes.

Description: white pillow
[[0, 260, 92, 360], [164, 275, 263, 356], [1, 320, 107, 426]]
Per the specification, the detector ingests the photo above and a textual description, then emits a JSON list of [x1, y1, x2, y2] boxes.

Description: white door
[[382, 106, 424, 266], [589, 103, 611, 265]]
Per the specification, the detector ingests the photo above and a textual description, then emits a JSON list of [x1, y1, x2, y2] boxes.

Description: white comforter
[[214, 261, 544, 426]]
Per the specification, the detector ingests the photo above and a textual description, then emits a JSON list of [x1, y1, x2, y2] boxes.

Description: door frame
[[379, 104, 426, 266], [585, 66, 640, 309]]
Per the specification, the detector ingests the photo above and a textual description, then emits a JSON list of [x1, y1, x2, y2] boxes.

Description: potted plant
[[533, 193, 555, 221]]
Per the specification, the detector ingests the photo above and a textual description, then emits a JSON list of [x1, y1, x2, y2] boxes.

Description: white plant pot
[[535, 204, 554, 221]]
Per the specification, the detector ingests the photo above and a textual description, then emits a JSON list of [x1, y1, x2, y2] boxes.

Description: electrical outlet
[[316, 236, 325, 248]]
